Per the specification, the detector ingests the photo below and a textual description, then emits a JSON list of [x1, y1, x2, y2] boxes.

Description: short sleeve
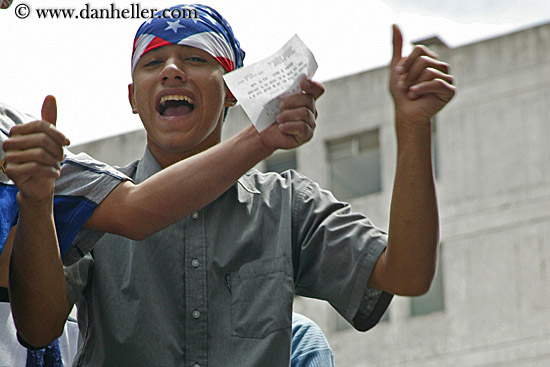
[[56, 150, 131, 266], [291, 172, 393, 332]]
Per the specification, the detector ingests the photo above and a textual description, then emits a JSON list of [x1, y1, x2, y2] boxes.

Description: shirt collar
[[135, 146, 163, 184]]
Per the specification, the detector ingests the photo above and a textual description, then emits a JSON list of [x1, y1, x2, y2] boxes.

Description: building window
[[410, 244, 445, 317], [264, 151, 297, 174], [327, 130, 381, 201]]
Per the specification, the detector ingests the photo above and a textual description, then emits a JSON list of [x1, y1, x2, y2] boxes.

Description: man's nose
[[160, 60, 187, 83]]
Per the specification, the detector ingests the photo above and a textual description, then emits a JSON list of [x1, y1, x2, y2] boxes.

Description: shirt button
[[191, 259, 200, 268], [192, 310, 201, 319], [191, 212, 199, 220]]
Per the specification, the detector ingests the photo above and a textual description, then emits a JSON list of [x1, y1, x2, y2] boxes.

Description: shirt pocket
[[229, 257, 293, 339]]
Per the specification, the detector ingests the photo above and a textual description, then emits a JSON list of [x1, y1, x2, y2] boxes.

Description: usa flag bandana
[[131, 4, 245, 76]]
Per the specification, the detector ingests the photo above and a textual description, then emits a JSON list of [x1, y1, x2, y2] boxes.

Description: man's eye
[[187, 57, 206, 63], [144, 60, 162, 67]]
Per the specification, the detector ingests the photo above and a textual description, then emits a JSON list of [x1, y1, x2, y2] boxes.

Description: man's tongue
[[163, 104, 192, 117]]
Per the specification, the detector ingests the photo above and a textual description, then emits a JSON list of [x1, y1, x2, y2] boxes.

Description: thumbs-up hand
[[2, 96, 70, 202], [389, 25, 455, 128]]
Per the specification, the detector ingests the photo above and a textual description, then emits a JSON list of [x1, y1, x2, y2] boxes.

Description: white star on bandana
[[165, 20, 185, 34]]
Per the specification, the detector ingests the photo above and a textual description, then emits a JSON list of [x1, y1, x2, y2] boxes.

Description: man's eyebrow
[[142, 46, 170, 57], [143, 48, 163, 56], [137, 50, 164, 64]]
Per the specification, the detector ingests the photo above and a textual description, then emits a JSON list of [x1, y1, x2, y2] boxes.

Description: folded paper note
[[223, 34, 318, 132]]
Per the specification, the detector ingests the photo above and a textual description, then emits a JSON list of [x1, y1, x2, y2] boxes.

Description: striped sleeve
[[55, 150, 131, 265]]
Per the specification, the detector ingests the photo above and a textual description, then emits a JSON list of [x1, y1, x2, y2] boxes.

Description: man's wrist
[[237, 124, 276, 159], [395, 109, 432, 134], [394, 108, 432, 127], [16, 192, 54, 213]]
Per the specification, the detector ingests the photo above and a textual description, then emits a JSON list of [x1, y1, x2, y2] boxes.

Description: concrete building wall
[[71, 22, 550, 366], [71, 129, 146, 167]]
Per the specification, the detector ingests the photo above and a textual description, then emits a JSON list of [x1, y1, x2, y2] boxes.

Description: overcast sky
[[1, 0, 548, 144]]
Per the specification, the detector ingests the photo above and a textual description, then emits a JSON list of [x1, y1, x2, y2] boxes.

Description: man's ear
[[128, 84, 138, 114], [224, 88, 237, 108]]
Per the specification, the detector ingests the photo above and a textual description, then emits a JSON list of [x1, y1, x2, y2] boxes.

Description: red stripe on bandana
[[142, 37, 173, 59], [215, 57, 235, 73]]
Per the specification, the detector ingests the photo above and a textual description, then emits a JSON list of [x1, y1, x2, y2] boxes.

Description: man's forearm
[[9, 197, 71, 347], [370, 116, 439, 296], [87, 124, 274, 240]]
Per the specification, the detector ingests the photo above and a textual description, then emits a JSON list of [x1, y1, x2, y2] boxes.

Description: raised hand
[[390, 25, 455, 127], [259, 78, 325, 151], [2, 96, 70, 202]]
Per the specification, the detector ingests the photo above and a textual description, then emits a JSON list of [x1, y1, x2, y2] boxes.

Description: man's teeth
[[160, 95, 193, 106]]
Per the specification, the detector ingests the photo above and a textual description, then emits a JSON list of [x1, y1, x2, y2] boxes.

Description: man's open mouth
[[158, 95, 194, 117]]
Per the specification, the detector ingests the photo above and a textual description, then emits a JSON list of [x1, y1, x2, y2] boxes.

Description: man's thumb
[[391, 24, 403, 67], [41, 95, 57, 126]]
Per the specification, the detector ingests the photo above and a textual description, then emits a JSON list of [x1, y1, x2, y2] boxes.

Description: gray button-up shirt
[[65, 148, 392, 367]]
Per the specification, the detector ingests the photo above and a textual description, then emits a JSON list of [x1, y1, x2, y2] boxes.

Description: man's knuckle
[[301, 107, 313, 121], [420, 56, 433, 68], [436, 78, 448, 88], [38, 133, 50, 145], [306, 99, 316, 113]]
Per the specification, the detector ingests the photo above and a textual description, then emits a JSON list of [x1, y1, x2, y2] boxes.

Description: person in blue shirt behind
[[291, 313, 335, 367]]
